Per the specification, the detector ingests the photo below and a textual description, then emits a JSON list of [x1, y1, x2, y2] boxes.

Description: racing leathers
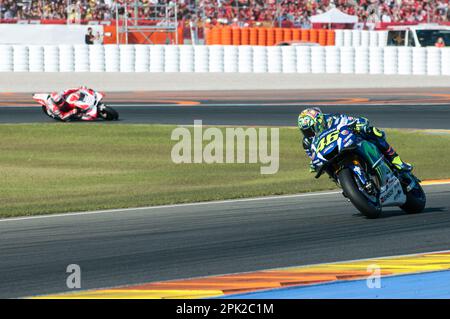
[[302, 114, 410, 172], [48, 86, 98, 121]]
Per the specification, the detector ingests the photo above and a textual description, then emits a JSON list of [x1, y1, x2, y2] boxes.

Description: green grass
[[0, 124, 449, 218]]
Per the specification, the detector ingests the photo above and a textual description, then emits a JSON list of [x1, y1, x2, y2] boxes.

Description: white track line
[[1, 181, 448, 223], [0, 190, 341, 223]]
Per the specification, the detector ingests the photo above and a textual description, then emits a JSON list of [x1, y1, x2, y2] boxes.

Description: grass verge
[[0, 124, 449, 218]]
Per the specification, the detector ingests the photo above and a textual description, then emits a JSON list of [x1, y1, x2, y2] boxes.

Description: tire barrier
[[0, 45, 14, 72], [412, 47, 427, 75], [44, 45, 59, 72], [354, 47, 369, 74], [252, 46, 267, 73], [442, 48, 450, 76], [325, 46, 340, 74], [334, 30, 388, 48], [238, 45, 253, 73], [296, 46, 311, 74], [311, 46, 326, 74], [13, 45, 29, 72], [164, 45, 179, 72], [149, 45, 164, 72], [383, 47, 398, 75], [209, 45, 224, 73], [89, 45, 105, 72], [427, 47, 441, 76], [267, 46, 282, 73], [223, 45, 238, 73], [369, 47, 384, 74], [105, 45, 120, 72], [74, 45, 89, 72], [28, 45, 44, 72], [135, 45, 150, 72], [1, 44, 449, 76], [194, 46, 209, 72], [120, 45, 135, 72], [59, 44, 75, 72], [179, 45, 194, 72], [340, 47, 354, 74], [398, 47, 412, 75]]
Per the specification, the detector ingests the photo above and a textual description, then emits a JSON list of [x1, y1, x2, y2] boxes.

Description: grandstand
[[0, 1, 449, 26]]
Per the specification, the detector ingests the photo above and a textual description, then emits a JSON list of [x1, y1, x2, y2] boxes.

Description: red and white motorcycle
[[33, 89, 119, 122]]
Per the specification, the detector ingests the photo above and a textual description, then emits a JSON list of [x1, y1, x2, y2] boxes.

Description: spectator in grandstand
[[2, 0, 18, 19], [0, 0, 449, 27]]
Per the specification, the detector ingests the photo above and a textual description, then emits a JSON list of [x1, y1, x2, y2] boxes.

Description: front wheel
[[338, 168, 382, 219], [98, 105, 119, 121]]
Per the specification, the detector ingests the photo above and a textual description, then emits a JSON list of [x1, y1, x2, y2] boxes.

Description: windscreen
[[416, 29, 450, 47], [387, 30, 406, 46]]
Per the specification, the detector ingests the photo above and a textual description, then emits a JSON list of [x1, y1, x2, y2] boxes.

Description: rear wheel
[[99, 105, 119, 121], [400, 177, 426, 214], [338, 168, 382, 219]]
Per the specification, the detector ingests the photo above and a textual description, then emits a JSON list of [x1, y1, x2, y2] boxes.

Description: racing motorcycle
[[312, 121, 426, 219], [32, 89, 119, 122]]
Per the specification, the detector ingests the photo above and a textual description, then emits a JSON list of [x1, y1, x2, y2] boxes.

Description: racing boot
[[390, 154, 413, 172], [382, 145, 413, 171]]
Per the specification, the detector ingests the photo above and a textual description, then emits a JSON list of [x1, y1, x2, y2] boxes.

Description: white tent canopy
[[310, 8, 358, 24]]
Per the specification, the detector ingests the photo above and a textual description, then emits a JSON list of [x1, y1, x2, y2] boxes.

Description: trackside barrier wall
[[1, 45, 450, 75], [334, 30, 387, 47], [205, 28, 388, 47]]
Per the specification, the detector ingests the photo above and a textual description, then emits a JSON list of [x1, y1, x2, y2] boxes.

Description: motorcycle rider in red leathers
[[48, 86, 98, 121]]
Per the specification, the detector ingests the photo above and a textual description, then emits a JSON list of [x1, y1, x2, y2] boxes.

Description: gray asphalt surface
[[1, 102, 450, 129], [0, 184, 449, 298]]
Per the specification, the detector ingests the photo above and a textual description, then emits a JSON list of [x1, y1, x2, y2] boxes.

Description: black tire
[[338, 168, 382, 219], [100, 106, 119, 121], [400, 181, 426, 214]]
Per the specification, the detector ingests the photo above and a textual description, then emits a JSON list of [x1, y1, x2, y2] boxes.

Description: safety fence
[[0, 45, 449, 75], [205, 28, 388, 47]]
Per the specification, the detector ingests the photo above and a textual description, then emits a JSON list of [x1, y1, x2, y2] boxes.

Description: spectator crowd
[[1, 0, 449, 27]]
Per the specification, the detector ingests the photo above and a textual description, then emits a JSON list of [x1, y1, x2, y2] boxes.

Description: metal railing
[[115, 1, 179, 44]]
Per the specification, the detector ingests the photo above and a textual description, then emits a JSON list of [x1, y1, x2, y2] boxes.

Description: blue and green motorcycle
[[312, 123, 426, 219]]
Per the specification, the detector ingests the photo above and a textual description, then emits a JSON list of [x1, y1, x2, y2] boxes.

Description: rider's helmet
[[50, 93, 66, 108], [298, 107, 326, 137]]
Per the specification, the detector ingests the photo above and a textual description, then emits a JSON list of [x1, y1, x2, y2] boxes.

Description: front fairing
[[311, 126, 359, 166], [73, 90, 102, 115]]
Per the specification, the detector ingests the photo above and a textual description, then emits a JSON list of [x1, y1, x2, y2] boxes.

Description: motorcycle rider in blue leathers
[[298, 107, 412, 173]]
